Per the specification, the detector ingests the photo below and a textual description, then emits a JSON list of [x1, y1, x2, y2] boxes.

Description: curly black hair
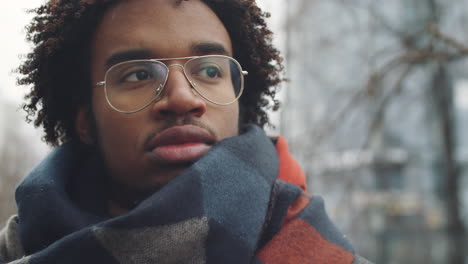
[[18, 0, 284, 146]]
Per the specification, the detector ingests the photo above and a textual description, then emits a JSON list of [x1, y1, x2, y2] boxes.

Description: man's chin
[[106, 164, 192, 210]]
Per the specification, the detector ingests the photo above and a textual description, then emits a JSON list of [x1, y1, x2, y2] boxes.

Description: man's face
[[80, 0, 239, 191]]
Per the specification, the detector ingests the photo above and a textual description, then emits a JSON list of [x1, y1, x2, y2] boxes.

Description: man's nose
[[150, 66, 207, 119]]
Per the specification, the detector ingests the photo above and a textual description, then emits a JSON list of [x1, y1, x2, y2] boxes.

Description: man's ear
[[75, 107, 94, 145]]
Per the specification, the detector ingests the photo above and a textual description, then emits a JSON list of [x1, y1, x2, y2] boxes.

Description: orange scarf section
[[274, 136, 307, 192]]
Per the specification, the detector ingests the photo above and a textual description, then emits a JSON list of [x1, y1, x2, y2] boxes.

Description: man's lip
[[146, 125, 216, 151], [146, 125, 216, 164]]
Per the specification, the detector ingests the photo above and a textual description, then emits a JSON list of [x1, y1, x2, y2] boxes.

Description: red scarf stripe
[[256, 218, 355, 264]]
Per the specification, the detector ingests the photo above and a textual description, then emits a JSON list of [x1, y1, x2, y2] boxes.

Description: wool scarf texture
[[7, 125, 363, 264]]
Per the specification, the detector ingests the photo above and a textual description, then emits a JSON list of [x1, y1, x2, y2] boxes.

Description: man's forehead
[[93, 0, 231, 49], [49, 0, 111, 5], [78, 0, 189, 6], [90, 0, 233, 74]]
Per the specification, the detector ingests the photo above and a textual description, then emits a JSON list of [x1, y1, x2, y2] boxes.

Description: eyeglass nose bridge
[[151, 62, 202, 104], [166, 63, 197, 89]]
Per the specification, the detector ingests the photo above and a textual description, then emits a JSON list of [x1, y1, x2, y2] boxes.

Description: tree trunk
[[432, 64, 466, 264]]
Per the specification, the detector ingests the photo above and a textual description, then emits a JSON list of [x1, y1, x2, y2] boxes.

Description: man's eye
[[124, 70, 152, 82], [198, 65, 221, 79]]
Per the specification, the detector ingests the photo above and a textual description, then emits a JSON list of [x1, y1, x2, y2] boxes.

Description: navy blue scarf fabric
[[14, 125, 280, 263]]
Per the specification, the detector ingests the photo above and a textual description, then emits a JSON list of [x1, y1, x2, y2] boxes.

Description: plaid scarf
[[8, 125, 368, 264]]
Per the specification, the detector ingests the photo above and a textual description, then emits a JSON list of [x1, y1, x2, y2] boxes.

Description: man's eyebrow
[[191, 42, 229, 55], [105, 49, 154, 67], [104, 43, 228, 67]]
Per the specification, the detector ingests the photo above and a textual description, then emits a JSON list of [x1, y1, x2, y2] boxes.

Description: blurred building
[[279, 0, 468, 263]]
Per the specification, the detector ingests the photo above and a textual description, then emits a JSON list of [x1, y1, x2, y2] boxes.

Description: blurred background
[[1, 0, 468, 263]]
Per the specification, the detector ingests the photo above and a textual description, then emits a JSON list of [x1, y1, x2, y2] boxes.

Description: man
[[0, 0, 371, 263]]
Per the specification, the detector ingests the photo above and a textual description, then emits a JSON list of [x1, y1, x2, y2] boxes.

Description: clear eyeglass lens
[[104, 56, 244, 113]]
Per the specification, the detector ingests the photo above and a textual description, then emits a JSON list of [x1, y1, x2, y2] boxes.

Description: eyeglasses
[[96, 55, 248, 114]]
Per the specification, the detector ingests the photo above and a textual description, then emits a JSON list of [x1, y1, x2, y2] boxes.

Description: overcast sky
[[0, 0, 45, 103]]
